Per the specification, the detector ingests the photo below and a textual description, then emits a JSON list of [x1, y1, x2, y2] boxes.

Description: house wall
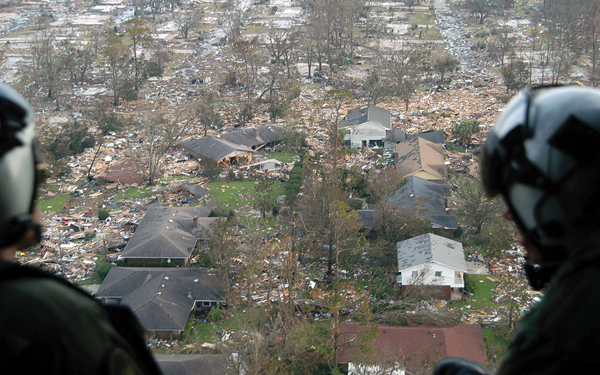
[[348, 122, 389, 148], [398, 263, 465, 289]]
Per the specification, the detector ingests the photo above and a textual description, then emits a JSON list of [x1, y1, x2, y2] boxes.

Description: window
[[412, 271, 418, 277], [435, 271, 442, 277]]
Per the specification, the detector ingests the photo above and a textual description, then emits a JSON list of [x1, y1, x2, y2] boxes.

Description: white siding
[[398, 262, 464, 289]]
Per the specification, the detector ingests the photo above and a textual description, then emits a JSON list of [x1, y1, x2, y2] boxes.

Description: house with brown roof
[[395, 137, 447, 181], [102, 161, 145, 186], [338, 323, 486, 374]]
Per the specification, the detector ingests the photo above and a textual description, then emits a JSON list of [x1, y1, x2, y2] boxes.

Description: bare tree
[[176, 12, 198, 39], [130, 116, 167, 185], [324, 88, 352, 172], [29, 29, 66, 107], [379, 44, 431, 111]]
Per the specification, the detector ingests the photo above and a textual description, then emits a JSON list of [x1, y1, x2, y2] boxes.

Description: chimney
[[193, 216, 198, 228], [188, 288, 192, 299], [254, 128, 259, 137]]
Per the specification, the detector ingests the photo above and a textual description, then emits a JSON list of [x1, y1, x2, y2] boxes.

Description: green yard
[[207, 180, 285, 212], [113, 187, 155, 201], [267, 150, 297, 163], [39, 193, 69, 212]]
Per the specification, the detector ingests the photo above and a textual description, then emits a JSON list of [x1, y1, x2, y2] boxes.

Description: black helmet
[[0, 83, 40, 249], [482, 85, 600, 268]]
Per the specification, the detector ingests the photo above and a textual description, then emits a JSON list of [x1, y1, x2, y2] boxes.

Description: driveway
[[466, 261, 489, 275]]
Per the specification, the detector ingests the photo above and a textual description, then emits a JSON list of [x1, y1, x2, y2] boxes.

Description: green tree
[[431, 51, 460, 84], [452, 176, 499, 234], [101, 30, 129, 105], [91, 98, 124, 134], [254, 178, 275, 219], [452, 120, 480, 144], [500, 55, 530, 92], [464, 0, 502, 24], [123, 18, 152, 91]]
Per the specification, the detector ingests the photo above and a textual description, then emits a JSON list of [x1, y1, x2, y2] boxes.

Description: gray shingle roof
[[120, 206, 214, 260], [96, 267, 226, 332], [344, 105, 391, 127], [181, 125, 284, 163], [155, 354, 229, 375], [408, 130, 445, 144], [357, 210, 375, 229], [397, 233, 467, 271], [390, 176, 457, 230], [219, 125, 283, 147], [181, 137, 254, 162]]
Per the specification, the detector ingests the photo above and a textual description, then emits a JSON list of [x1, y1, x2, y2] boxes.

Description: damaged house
[[181, 125, 284, 166], [343, 105, 392, 149], [164, 183, 210, 205], [96, 267, 226, 339], [118, 206, 217, 265], [102, 161, 145, 186]]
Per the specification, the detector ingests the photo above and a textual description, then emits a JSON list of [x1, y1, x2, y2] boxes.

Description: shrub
[[208, 308, 222, 322], [98, 210, 110, 221], [97, 263, 114, 280]]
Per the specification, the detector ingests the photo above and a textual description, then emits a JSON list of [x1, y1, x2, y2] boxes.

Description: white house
[[396, 233, 467, 300]]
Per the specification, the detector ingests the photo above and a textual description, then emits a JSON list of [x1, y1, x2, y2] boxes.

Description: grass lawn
[[446, 274, 500, 312], [114, 187, 155, 201], [207, 179, 285, 212], [267, 150, 297, 163], [184, 313, 242, 346], [39, 193, 69, 212]]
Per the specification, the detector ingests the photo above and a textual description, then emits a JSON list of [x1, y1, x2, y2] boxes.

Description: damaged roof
[[181, 137, 255, 163], [219, 125, 284, 148], [167, 183, 210, 199], [102, 161, 145, 186]]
